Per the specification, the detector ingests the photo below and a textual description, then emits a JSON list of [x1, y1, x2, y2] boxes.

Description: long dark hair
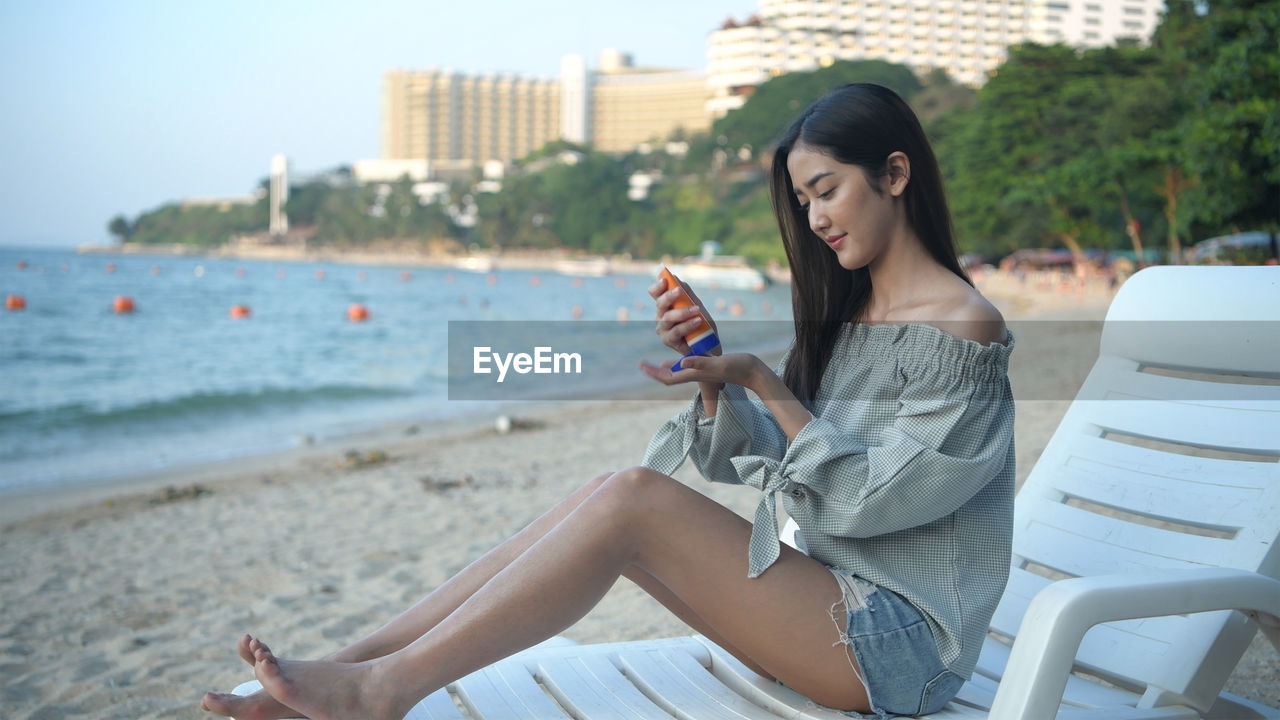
[[769, 83, 969, 407]]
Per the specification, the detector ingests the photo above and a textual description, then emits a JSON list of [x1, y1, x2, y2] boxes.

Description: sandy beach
[[2, 271, 1275, 718]]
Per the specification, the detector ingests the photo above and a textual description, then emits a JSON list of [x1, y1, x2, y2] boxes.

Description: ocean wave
[[0, 384, 415, 433]]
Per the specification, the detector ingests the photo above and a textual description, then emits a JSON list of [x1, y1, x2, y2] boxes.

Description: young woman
[[203, 83, 1014, 720]]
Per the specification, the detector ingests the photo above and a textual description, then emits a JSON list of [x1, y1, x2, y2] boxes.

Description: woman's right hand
[[648, 277, 720, 356]]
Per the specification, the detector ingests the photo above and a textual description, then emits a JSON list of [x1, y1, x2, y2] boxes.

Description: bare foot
[[252, 639, 408, 720], [202, 688, 304, 719], [201, 636, 304, 719]]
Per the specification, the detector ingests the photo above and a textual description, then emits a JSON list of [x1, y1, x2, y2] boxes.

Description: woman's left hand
[[639, 352, 764, 389]]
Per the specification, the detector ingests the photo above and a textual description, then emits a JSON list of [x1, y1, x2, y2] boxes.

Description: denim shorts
[[825, 568, 966, 718]]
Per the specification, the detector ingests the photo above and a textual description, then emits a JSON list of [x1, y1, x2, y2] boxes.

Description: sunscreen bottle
[[659, 267, 721, 371]]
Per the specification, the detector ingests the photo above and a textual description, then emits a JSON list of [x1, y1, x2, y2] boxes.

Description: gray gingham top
[[641, 322, 1015, 676]]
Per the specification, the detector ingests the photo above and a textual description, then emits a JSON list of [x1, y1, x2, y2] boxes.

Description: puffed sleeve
[[640, 356, 789, 483], [736, 330, 1015, 576]]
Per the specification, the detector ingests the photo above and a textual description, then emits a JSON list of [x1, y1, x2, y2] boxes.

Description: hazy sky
[[0, 0, 749, 248]]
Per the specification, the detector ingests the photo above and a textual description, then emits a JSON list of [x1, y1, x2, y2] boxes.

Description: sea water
[[0, 247, 792, 496]]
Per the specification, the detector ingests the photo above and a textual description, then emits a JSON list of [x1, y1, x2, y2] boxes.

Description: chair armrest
[[988, 567, 1280, 720]]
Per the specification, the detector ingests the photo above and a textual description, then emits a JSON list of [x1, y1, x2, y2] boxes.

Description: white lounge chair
[[232, 265, 1280, 718]]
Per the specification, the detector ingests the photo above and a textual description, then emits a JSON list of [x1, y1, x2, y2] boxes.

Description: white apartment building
[[707, 0, 1166, 116]]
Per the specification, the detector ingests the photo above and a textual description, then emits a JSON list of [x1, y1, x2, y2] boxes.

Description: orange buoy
[[113, 295, 136, 314], [150, 265, 162, 276], [613, 277, 626, 288], [570, 304, 583, 319], [529, 275, 542, 287], [400, 271, 412, 282], [235, 267, 247, 278], [572, 277, 585, 288], [16, 261, 27, 271], [315, 269, 327, 281], [105, 262, 116, 274], [347, 303, 370, 322], [357, 271, 368, 282], [230, 304, 252, 319], [485, 273, 498, 286], [5, 294, 26, 311]]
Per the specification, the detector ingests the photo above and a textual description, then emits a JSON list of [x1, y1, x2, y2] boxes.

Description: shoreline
[[0, 271, 1091, 527], [72, 241, 674, 277], [0, 381, 704, 531]]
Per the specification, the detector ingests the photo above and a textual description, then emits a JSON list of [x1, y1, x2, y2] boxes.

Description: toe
[[238, 635, 256, 664], [202, 692, 230, 715]]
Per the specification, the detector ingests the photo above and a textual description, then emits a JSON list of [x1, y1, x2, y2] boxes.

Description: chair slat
[[1082, 358, 1280, 403], [1072, 396, 1280, 456], [453, 661, 570, 719], [618, 646, 784, 720], [975, 633, 1148, 710], [406, 687, 469, 720], [1022, 502, 1237, 569], [988, 568, 1049, 637], [535, 654, 674, 719], [1050, 454, 1266, 531], [1015, 519, 1211, 577], [695, 635, 857, 720]]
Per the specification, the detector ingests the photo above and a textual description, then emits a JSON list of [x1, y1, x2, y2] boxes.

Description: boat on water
[[454, 255, 495, 273], [667, 255, 769, 291], [554, 257, 610, 276]]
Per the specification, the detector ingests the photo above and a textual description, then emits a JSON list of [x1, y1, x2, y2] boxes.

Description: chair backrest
[[997, 265, 1280, 710]]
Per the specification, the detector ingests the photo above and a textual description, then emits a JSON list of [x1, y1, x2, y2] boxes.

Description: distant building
[[379, 50, 712, 171], [179, 192, 262, 211], [352, 159, 431, 183], [269, 154, 288, 237], [560, 54, 592, 145], [381, 69, 560, 171], [590, 56, 711, 154], [706, 0, 1166, 115]]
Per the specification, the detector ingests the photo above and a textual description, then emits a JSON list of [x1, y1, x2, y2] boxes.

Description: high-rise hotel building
[[380, 50, 711, 174], [707, 0, 1166, 116], [380, 69, 561, 175]]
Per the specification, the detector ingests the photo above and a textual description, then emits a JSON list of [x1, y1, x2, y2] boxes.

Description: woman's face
[[786, 144, 899, 271]]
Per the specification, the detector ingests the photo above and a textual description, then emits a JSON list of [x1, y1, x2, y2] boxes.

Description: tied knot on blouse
[[729, 455, 798, 576]]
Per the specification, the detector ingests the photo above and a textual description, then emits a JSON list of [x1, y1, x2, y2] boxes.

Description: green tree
[[107, 214, 132, 243], [710, 60, 924, 160], [1163, 0, 1280, 233]]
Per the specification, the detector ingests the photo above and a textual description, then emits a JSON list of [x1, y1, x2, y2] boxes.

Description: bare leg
[[245, 467, 866, 720], [203, 471, 768, 717]]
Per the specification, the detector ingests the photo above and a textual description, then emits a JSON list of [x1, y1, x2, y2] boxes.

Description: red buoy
[[113, 296, 136, 314]]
